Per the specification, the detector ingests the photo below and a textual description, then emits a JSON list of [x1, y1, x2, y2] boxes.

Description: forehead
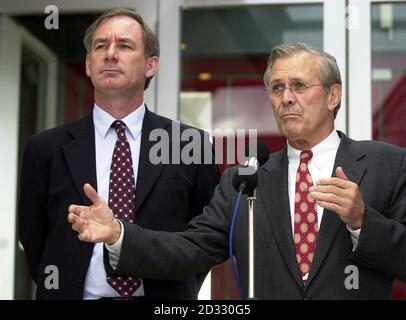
[[93, 15, 142, 40], [269, 52, 320, 82]]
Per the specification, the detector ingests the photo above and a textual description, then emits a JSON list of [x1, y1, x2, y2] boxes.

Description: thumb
[[336, 166, 349, 181], [83, 183, 101, 205]]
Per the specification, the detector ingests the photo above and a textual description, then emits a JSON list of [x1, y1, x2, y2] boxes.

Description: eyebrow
[[270, 77, 306, 84], [93, 37, 136, 46]]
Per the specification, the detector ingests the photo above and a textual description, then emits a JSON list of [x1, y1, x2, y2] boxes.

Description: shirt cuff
[[105, 220, 124, 269], [346, 224, 361, 251]]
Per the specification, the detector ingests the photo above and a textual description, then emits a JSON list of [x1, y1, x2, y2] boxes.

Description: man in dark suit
[[68, 43, 406, 299], [19, 8, 220, 300]]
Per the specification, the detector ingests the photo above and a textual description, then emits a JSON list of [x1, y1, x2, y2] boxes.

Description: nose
[[281, 86, 296, 105], [105, 44, 118, 62]]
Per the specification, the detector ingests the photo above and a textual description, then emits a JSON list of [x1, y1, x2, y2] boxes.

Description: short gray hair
[[83, 8, 160, 90], [263, 43, 342, 118]]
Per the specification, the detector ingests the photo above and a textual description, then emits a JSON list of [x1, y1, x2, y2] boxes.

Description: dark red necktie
[[293, 150, 318, 284], [106, 120, 141, 297]]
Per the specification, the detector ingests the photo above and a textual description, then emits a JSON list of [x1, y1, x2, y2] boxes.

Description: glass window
[[371, 2, 406, 300], [372, 3, 406, 146]]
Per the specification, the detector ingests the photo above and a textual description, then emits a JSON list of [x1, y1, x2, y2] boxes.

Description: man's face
[[267, 53, 339, 147], [86, 15, 158, 96]]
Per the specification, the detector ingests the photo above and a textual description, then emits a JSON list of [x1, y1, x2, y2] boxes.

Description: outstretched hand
[[67, 183, 120, 244], [309, 167, 365, 229]]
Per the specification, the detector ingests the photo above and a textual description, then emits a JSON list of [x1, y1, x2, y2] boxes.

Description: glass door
[[159, 0, 347, 299]]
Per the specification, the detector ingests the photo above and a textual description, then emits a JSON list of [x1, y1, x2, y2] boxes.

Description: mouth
[[280, 113, 301, 119], [101, 69, 122, 74]]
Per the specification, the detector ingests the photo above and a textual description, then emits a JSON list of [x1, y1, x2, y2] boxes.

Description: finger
[[67, 212, 78, 223], [315, 177, 351, 189], [311, 191, 344, 206], [309, 184, 347, 197], [336, 167, 349, 181], [316, 200, 343, 215], [83, 183, 102, 205], [78, 230, 90, 242], [78, 229, 97, 243], [68, 204, 82, 216], [70, 217, 86, 233], [71, 222, 80, 233]]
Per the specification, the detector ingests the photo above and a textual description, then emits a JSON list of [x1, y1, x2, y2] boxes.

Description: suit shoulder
[[27, 116, 91, 149], [356, 139, 406, 156]]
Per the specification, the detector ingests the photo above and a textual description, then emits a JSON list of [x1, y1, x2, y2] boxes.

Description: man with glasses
[[69, 43, 406, 299]]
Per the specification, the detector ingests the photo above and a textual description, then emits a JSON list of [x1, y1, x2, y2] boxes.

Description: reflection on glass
[[372, 3, 406, 146], [372, 3, 406, 300], [180, 4, 323, 300]]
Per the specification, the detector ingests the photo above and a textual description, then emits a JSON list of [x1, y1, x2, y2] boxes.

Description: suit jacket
[[107, 132, 406, 299], [19, 107, 220, 300]]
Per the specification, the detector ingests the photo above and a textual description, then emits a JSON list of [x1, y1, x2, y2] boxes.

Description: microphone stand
[[247, 188, 256, 299]]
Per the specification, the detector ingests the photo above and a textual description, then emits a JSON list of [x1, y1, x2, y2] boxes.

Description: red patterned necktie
[[293, 150, 318, 284], [106, 120, 141, 298]]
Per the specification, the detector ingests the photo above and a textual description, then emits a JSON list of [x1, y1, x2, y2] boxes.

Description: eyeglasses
[[266, 82, 323, 97]]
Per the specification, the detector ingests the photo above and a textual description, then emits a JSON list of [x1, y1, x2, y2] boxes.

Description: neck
[[288, 126, 335, 151], [95, 91, 143, 119]]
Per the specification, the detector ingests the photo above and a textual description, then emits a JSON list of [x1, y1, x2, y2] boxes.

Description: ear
[[85, 54, 91, 77], [145, 56, 159, 78], [327, 84, 342, 112]]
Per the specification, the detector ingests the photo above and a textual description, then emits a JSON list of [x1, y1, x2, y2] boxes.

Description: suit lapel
[[258, 148, 304, 288], [62, 114, 97, 205], [305, 132, 366, 288], [135, 108, 168, 212]]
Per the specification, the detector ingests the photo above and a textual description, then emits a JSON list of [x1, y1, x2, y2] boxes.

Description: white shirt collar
[[93, 103, 146, 139], [287, 130, 341, 169]]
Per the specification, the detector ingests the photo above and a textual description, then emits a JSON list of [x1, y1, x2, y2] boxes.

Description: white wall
[[0, 15, 22, 300]]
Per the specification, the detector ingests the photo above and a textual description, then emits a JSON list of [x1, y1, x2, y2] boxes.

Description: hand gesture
[[67, 183, 120, 244], [309, 167, 365, 229]]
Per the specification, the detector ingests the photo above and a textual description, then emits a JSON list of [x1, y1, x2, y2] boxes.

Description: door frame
[[0, 15, 58, 299]]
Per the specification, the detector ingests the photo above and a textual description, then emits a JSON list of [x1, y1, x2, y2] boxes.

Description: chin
[[100, 81, 125, 90], [281, 125, 302, 139]]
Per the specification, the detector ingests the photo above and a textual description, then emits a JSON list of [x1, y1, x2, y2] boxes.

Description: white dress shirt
[[287, 130, 360, 249], [83, 103, 145, 299]]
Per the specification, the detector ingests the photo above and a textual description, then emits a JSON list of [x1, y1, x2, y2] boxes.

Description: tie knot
[[111, 120, 126, 134], [299, 150, 313, 164]]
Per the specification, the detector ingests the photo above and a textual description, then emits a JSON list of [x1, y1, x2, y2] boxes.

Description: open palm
[[68, 183, 117, 243]]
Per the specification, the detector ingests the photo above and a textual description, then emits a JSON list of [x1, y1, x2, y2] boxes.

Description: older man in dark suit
[[19, 8, 220, 300], [68, 43, 406, 299]]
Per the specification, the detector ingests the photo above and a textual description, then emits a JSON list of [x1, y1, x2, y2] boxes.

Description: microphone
[[232, 140, 270, 194]]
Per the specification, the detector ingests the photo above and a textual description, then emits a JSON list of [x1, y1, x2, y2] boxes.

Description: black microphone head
[[232, 170, 258, 194], [245, 140, 270, 166]]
